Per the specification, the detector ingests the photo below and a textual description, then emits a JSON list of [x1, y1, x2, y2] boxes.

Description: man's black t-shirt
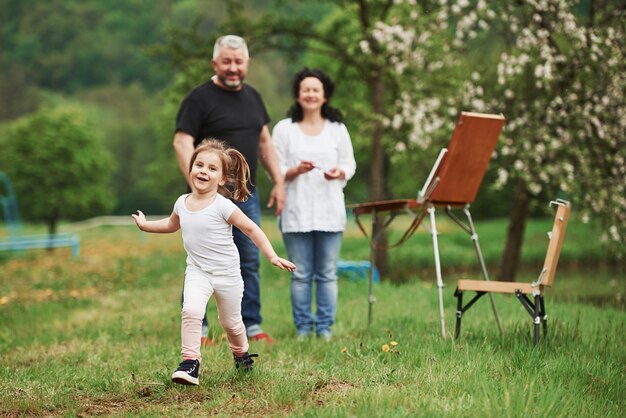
[[175, 81, 270, 188]]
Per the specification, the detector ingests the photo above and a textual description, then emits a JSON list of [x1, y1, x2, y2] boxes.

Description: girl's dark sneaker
[[233, 352, 258, 371], [171, 359, 200, 385]]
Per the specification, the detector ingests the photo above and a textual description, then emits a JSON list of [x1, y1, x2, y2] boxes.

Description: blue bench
[[0, 233, 80, 258], [0, 172, 80, 259], [337, 259, 379, 282]]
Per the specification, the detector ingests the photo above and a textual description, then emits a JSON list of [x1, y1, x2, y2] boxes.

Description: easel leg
[[367, 209, 378, 329], [428, 206, 446, 338], [367, 259, 375, 329], [454, 289, 463, 339], [462, 205, 503, 335]]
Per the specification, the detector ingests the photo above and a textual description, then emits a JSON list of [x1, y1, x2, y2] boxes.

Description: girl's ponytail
[[225, 148, 251, 201]]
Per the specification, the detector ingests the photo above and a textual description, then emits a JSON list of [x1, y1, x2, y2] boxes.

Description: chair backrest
[[0, 172, 23, 237], [539, 200, 571, 287], [427, 112, 505, 205]]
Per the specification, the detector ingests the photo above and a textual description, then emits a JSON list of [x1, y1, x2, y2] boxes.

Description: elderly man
[[173, 35, 285, 343]]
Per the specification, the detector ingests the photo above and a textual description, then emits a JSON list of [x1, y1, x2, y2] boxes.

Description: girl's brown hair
[[189, 138, 251, 201]]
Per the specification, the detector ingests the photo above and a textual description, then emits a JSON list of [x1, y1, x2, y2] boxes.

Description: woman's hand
[[270, 256, 297, 272], [286, 160, 319, 181], [324, 167, 345, 180], [296, 160, 317, 174]]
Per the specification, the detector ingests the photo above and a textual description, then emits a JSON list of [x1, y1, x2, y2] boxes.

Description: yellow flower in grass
[[390, 341, 398, 347], [382, 344, 390, 352]]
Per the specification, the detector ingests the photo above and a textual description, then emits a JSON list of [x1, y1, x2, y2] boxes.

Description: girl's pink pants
[[181, 264, 249, 361]]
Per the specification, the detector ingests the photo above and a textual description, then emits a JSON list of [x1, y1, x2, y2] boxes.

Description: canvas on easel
[[350, 111, 506, 337], [428, 112, 506, 205]]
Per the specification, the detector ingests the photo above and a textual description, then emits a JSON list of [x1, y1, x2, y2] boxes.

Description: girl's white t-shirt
[[173, 193, 239, 273], [273, 118, 356, 233]]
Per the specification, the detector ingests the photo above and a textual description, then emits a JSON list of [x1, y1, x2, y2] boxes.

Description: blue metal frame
[[337, 259, 380, 282], [0, 172, 80, 259]]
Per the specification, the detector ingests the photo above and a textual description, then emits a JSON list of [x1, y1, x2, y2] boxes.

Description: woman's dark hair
[[287, 68, 343, 123]]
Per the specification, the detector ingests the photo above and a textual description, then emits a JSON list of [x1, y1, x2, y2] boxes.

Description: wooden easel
[[350, 112, 506, 337]]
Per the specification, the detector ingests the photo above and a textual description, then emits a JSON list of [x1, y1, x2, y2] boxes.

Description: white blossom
[[363, 0, 624, 254], [359, 40, 371, 54]]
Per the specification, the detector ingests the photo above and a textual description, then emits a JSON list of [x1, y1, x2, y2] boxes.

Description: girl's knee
[[220, 318, 245, 335], [182, 306, 205, 320]]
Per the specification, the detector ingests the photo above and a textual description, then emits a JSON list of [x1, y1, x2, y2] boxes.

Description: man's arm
[[172, 131, 195, 188], [258, 125, 286, 216]]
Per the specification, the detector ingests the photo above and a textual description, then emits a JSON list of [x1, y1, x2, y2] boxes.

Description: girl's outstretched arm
[[132, 210, 180, 233], [228, 208, 296, 272]]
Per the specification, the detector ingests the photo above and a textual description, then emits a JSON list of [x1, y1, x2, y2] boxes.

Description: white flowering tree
[[162, 0, 624, 279], [456, 0, 626, 278]]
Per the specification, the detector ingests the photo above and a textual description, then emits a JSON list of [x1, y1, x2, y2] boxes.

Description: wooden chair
[[350, 112, 506, 336], [454, 199, 571, 346]]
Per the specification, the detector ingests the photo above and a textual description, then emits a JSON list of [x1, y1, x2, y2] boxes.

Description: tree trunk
[[46, 217, 58, 253], [370, 68, 389, 278], [498, 180, 531, 281]]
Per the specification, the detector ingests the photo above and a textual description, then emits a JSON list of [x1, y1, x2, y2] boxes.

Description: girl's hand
[[131, 210, 146, 230], [270, 256, 296, 272]]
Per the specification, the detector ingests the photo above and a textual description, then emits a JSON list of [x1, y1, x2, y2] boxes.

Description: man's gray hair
[[213, 35, 249, 60]]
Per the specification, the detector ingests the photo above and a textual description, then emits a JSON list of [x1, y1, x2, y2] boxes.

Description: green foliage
[[0, 61, 39, 121], [142, 97, 191, 211], [2, 0, 621, 240], [0, 106, 116, 232], [75, 84, 175, 215], [0, 0, 173, 93]]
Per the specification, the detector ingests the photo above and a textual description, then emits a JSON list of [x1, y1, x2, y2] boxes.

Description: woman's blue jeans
[[281, 231, 342, 337]]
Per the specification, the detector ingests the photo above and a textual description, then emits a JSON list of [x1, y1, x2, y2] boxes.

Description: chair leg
[[533, 294, 541, 346], [539, 295, 547, 339], [454, 289, 486, 339], [515, 290, 541, 346], [454, 289, 463, 339]]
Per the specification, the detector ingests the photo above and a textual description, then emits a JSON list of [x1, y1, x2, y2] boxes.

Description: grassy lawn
[[0, 216, 624, 416]]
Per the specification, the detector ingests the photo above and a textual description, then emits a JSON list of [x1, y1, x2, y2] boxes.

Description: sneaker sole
[[171, 371, 199, 386]]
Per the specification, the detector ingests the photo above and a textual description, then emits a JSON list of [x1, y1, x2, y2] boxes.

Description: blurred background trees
[[0, 0, 623, 276], [0, 105, 115, 235]]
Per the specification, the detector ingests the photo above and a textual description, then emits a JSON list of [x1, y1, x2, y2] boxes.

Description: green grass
[[0, 217, 624, 416]]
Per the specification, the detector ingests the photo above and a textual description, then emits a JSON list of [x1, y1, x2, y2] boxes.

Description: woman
[[273, 68, 356, 341]]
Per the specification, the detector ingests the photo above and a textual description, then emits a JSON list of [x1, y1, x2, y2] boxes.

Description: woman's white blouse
[[273, 118, 356, 233]]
